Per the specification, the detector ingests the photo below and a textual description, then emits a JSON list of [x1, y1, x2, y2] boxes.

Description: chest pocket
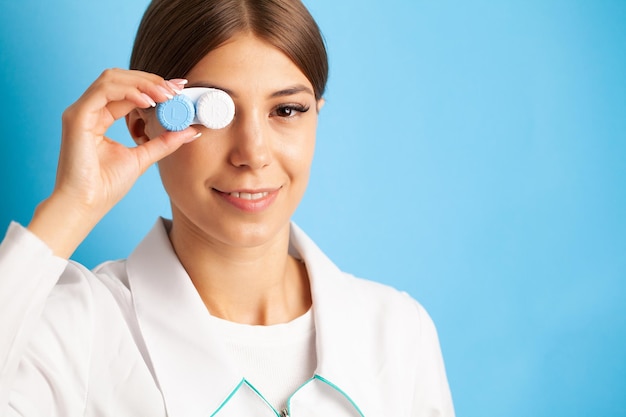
[[287, 375, 364, 417], [210, 376, 364, 417], [210, 379, 276, 416]]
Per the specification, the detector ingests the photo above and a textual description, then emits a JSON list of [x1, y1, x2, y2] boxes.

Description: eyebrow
[[186, 82, 314, 99], [270, 85, 315, 98]]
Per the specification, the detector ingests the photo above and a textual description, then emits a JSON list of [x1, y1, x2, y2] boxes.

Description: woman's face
[[144, 33, 321, 249]]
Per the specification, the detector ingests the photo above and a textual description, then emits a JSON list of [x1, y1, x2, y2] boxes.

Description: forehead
[[184, 33, 313, 96]]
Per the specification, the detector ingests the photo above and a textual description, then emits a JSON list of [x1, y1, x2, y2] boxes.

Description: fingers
[[132, 127, 202, 174], [66, 69, 185, 134], [104, 73, 187, 121]]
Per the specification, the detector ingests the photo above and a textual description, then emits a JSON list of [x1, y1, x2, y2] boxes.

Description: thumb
[[133, 128, 201, 173]]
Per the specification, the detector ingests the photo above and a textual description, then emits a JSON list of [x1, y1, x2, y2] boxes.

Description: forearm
[[0, 223, 68, 411]]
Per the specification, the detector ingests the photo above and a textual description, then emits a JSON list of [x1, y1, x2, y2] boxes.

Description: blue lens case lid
[[156, 94, 195, 132]]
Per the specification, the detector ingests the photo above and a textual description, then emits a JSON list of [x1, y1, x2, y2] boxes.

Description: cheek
[[144, 113, 167, 139], [158, 139, 208, 180], [281, 119, 317, 162], [278, 137, 313, 172], [157, 129, 231, 193], [281, 127, 316, 185], [156, 150, 187, 194]]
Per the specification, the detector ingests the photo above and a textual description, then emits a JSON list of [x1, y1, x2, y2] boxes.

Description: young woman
[[0, 0, 454, 416]]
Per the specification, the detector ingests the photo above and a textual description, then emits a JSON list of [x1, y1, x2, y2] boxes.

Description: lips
[[214, 187, 280, 213]]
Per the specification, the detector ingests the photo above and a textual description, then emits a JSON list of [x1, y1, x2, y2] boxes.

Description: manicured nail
[[166, 81, 183, 94], [184, 132, 202, 143], [157, 86, 174, 100], [168, 79, 187, 94], [140, 93, 156, 107], [169, 78, 188, 86]]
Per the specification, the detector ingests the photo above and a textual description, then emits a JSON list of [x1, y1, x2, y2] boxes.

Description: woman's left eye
[[272, 104, 310, 118]]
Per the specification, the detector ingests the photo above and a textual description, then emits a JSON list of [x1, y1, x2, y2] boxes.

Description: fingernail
[[166, 81, 183, 95], [185, 132, 202, 143], [141, 93, 156, 107], [169, 78, 188, 86], [168, 79, 187, 94], [157, 86, 174, 100]]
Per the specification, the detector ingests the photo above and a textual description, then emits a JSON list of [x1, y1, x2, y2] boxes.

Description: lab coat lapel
[[288, 224, 383, 416], [127, 219, 243, 417]]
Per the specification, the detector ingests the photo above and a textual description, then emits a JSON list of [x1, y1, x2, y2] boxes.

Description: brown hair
[[130, 0, 328, 100]]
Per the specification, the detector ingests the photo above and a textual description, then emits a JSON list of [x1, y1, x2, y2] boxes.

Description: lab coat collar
[[127, 219, 378, 417], [288, 223, 380, 415]]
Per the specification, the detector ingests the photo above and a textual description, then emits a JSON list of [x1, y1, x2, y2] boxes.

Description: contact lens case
[[156, 87, 235, 131]]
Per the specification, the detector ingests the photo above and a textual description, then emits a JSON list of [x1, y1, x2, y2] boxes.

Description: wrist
[[27, 193, 103, 259]]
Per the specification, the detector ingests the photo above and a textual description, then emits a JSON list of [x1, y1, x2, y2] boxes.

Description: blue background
[[1, 1, 625, 415]]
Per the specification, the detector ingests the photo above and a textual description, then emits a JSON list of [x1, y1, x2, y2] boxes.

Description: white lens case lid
[[195, 88, 235, 129]]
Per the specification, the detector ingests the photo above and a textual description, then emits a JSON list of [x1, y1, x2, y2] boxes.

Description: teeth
[[229, 191, 269, 200]]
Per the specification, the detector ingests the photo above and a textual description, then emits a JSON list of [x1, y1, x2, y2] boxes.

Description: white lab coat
[[0, 219, 454, 417]]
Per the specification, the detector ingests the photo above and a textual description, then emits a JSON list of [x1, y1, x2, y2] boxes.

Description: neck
[[168, 216, 311, 326]]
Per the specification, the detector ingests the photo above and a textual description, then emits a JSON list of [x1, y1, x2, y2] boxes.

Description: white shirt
[[211, 306, 317, 411], [0, 219, 455, 417]]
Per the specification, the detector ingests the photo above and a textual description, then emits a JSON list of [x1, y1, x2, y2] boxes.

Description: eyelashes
[[271, 103, 311, 119]]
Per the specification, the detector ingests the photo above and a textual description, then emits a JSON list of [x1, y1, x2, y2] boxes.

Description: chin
[[207, 217, 292, 249]]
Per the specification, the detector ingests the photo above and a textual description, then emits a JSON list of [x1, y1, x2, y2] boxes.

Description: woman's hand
[[28, 69, 199, 258]]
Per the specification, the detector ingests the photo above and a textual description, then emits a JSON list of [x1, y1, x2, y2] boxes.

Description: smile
[[228, 191, 270, 200]]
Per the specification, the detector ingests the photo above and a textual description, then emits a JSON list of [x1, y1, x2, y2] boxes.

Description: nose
[[228, 108, 272, 170]]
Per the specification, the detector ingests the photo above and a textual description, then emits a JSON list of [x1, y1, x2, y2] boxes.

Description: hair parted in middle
[[130, 0, 328, 100]]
